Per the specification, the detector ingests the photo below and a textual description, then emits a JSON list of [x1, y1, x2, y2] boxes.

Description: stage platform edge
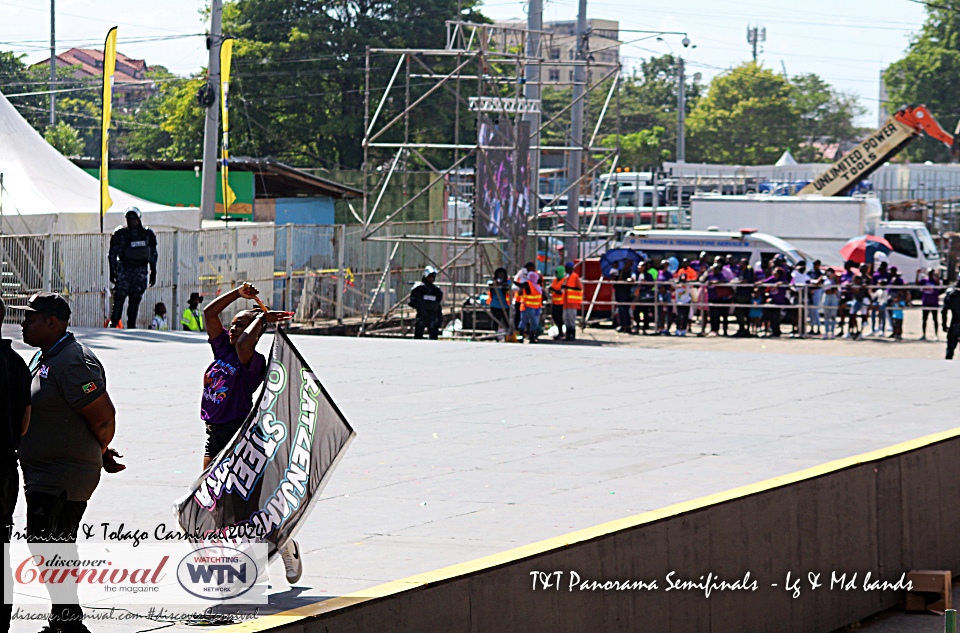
[[223, 427, 960, 633]]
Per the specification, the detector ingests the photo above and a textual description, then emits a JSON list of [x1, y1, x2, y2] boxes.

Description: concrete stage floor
[[4, 325, 958, 632]]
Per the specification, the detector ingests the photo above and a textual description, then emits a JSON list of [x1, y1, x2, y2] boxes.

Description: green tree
[[43, 120, 84, 156], [120, 74, 205, 160], [541, 55, 702, 163], [616, 55, 702, 162], [601, 127, 668, 170], [790, 73, 866, 163], [686, 62, 799, 165], [222, 0, 484, 169], [883, 0, 960, 163], [1, 52, 46, 128]]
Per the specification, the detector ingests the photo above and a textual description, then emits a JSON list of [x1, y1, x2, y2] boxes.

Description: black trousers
[[734, 296, 750, 335], [769, 306, 783, 337], [110, 287, 143, 328], [947, 324, 960, 359], [708, 298, 732, 334], [2, 472, 17, 633], [26, 490, 88, 632], [414, 313, 441, 339], [490, 307, 508, 332], [551, 305, 565, 336]]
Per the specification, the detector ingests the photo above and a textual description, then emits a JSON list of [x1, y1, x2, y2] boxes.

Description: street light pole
[[49, 0, 56, 126], [676, 55, 685, 163], [200, 0, 223, 221]]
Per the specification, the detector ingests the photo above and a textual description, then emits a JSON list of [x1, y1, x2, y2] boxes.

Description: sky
[[0, 0, 929, 127]]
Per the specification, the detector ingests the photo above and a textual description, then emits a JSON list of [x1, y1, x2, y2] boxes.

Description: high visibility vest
[[181, 308, 204, 331], [523, 284, 543, 309], [512, 288, 525, 311], [563, 272, 583, 308], [550, 278, 565, 305]]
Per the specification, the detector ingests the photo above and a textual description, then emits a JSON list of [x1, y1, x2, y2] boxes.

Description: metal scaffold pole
[[565, 0, 587, 259]]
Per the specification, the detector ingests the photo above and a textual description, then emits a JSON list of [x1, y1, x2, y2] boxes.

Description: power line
[[0, 0, 200, 34], [904, 0, 960, 11]]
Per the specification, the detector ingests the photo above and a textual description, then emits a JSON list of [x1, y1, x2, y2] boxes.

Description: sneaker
[[280, 539, 303, 584]]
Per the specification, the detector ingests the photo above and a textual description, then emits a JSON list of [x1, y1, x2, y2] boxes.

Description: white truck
[[689, 194, 941, 277]]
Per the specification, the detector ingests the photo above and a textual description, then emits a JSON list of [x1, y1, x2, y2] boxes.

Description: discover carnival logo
[[176, 546, 259, 600], [8, 543, 269, 605]]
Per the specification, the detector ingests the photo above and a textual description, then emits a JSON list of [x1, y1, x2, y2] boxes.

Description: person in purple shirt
[[762, 267, 789, 337], [872, 261, 890, 283], [837, 261, 858, 336], [200, 283, 290, 468], [888, 266, 905, 287], [917, 268, 942, 340], [701, 263, 730, 336], [656, 260, 674, 334], [200, 283, 302, 583], [839, 260, 857, 284]]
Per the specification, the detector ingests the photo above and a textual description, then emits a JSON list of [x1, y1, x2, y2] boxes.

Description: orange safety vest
[[550, 278, 565, 305], [563, 272, 583, 308], [523, 284, 543, 309], [512, 288, 524, 311]]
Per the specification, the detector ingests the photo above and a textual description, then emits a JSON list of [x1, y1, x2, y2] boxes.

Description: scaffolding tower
[[358, 19, 623, 337]]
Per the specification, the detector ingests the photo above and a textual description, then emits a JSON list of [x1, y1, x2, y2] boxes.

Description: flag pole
[[99, 26, 117, 233], [219, 37, 236, 219], [100, 26, 117, 327]]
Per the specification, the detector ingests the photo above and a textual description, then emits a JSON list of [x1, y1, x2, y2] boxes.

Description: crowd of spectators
[[603, 254, 946, 341]]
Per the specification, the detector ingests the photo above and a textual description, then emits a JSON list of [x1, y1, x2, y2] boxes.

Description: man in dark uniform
[[942, 275, 960, 360], [409, 265, 444, 340], [1, 296, 32, 633], [10, 292, 124, 633], [108, 206, 158, 328]]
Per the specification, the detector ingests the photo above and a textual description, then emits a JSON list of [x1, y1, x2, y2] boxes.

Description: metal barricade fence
[[574, 279, 951, 337], [2, 222, 479, 330]]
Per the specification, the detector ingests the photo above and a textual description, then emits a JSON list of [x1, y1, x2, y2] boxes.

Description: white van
[[876, 221, 942, 278], [620, 229, 810, 269], [689, 195, 941, 277]]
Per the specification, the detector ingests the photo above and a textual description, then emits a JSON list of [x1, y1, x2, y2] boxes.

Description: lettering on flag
[[176, 329, 355, 558]]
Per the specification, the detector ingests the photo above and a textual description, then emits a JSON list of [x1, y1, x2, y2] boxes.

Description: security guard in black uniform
[[409, 265, 444, 339], [108, 207, 158, 328], [942, 275, 960, 360]]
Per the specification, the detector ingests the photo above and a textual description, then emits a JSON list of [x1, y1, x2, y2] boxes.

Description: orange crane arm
[[894, 105, 957, 156]]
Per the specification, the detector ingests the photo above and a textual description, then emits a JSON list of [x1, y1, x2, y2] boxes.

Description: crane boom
[[798, 105, 957, 197]]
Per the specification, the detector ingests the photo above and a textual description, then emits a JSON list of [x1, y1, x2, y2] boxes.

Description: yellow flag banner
[[219, 38, 236, 214], [99, 26, 118, 226]]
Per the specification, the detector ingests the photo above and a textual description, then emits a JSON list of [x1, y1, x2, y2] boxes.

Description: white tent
[[0, 92, 200, 234], [775, 149, 798, 166]]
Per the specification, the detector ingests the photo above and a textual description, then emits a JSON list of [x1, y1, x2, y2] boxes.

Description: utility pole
[[747, 25, 765, 63], [525, 0, 542, 264], [676, 56, 685, 163], [200, 0, 223, 221], [49, 0, 56, 125], [565, 0, 587, 259]]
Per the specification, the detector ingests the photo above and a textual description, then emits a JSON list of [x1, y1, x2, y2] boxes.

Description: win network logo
[[176, 546, 261, 600]]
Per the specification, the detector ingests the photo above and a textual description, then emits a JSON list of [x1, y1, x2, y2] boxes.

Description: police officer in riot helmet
[[409, 265, 444, 340], [108, 207, 158, 328], [942, 272, 960, 360]]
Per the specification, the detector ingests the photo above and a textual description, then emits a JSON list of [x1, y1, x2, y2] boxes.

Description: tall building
[[32, 48, 156, 104], [493, 18, 620, 86]]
